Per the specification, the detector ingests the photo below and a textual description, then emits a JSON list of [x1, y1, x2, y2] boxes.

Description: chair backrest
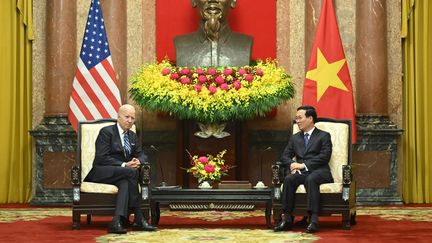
[[293, 118, 352, 183], [78, 119, 117, 181], [77, 119, 137, 182]]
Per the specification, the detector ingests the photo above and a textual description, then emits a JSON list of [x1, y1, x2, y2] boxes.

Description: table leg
[[151, 202, 160, 226], [265, 201, 272, 228]]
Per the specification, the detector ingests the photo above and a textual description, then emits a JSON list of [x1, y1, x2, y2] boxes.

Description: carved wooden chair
[[71, 118, 151, 229], [271, 118, 356, 229]]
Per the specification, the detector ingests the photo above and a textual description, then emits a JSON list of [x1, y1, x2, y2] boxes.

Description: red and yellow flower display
[[129, 59, 294, 123], [186, 150, 233, 182]]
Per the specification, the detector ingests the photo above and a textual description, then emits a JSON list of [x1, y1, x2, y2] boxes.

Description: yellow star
[[306, 48, 348, 101]]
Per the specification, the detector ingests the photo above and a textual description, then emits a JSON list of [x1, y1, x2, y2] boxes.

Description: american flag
[[68, 0, 121, 131]]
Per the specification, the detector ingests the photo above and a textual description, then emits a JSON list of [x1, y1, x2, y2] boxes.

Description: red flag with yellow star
[[302, 0, 357, 143]]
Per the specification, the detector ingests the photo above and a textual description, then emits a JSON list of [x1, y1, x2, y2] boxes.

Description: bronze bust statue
[[174, 0, 253, 67]]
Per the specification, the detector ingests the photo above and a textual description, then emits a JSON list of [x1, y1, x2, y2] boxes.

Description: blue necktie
[[304, 133, 310, 147], [124, 132, 131, 158]]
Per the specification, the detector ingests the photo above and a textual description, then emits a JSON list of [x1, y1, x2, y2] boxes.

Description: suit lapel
[[129, 132, 136, 150], [112, 124, 126, 156], [296, 133, 307, 157], [304, 128, 320, 153]]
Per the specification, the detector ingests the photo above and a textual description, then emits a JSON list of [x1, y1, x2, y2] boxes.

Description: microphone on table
[[150, 145, 167, 187]]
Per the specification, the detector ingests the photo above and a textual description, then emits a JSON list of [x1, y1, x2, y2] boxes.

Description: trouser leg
[[114, 179, 129, 217], [126, 169, 144, 222], [103, 167, 140, 218], [304, 171, 332, 222], [282, 173, 305, 216]]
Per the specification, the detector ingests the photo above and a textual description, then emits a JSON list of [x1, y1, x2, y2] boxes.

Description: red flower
[[208, 68, 217, 75], [195, 84, 202, 92], [220, 83, 229, 90], [198, 75, 207, 84], [170, 73, 179, 80], [256, 68, 264, 76], [204, 164, 215, 173], [196, 68, 204, 75], [181, 77, 190, 84], [161, 68, 171, 76], [223, 68, 233, 76], [181, 68, 190, 75], [198, 156, 208, 164], [245, 74, 254, 82], [215, 75, 225, 85], [233, 81, 241, 90], [238, 68, 246, 76], [209, 86, 217, 94]]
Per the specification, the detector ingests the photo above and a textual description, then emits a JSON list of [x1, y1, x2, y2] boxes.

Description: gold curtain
[[0, 0, 33, 203], [402, 0, 432, 203]]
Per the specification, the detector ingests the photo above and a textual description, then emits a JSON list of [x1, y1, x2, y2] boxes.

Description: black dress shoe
[[122, 217, 131, 227], [305, 222, 318, 233], [294, 216, 309, 227], [132, 218, 157, 231], [108, 220, 127, 234], [274, 220, 293, 232]]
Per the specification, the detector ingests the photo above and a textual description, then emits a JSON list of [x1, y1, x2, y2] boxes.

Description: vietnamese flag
[[302, 0, 357, 143]]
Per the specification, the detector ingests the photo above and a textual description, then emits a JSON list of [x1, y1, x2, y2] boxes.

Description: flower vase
[[194, 122, 230, 139], [198, 180, 212, 189]]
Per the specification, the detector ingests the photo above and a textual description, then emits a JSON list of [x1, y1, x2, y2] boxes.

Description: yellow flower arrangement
[[129, 59, 294, 123], [185, 149, 232, 183]]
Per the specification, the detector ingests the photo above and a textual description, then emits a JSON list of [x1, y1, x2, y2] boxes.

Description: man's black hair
[[297, 105, 318, 123]]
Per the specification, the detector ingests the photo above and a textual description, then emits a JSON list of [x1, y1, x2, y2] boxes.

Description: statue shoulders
[[174, 32, 201, 47], [228, 32, 253, 48], [174, 31, 253, 67]]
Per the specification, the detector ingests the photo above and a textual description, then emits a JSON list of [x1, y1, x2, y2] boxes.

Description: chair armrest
[[71, 165, 81, 186], [342, 165, 352, 186], [139, 163, 151, 186], [71, 165, 81, 203], [139, 163, 151, 201], [272, 161, 284, 185]]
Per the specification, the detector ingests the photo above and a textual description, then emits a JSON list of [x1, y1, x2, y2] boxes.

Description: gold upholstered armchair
[[271, 118, 356, 229], [71, 118, 151, 229]]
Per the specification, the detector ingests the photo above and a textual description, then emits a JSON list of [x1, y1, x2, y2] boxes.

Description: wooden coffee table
[[150, 188, 272, 228]]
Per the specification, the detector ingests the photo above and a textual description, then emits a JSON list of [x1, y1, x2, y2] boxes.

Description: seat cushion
[[281, 182, 343, 193], [80, 182, 118, 194], [295, 183, 343, 193]]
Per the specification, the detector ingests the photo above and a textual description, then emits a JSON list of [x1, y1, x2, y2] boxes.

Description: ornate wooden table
[[150, 188, 272, 228]]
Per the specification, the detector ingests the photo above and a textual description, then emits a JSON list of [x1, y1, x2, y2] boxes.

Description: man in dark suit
[[274, 105, 333, 233], [84, 104, 156, 234]]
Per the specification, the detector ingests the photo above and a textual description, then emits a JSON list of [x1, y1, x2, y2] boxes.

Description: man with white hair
[[85, 104, 156, 234]]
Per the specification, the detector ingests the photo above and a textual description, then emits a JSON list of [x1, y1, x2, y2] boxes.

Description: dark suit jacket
[[84, 123, 147, 182], [280, 127, 333, 181]]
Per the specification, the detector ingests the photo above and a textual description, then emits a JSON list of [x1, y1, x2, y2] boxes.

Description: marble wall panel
[[353, 151, 391, 188]]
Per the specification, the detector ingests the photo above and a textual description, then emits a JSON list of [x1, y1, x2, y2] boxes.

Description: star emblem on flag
[[306, 48, 348, 101]]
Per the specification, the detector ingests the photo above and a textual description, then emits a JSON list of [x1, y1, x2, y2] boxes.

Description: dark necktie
[[124, 131, 131, 158], [304, 133, 310, 147]]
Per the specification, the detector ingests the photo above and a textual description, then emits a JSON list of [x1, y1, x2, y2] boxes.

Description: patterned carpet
[[0, 206, 432, 242]]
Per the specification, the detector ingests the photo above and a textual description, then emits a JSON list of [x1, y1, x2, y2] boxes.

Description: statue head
[[191, 0, 237, 41]]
